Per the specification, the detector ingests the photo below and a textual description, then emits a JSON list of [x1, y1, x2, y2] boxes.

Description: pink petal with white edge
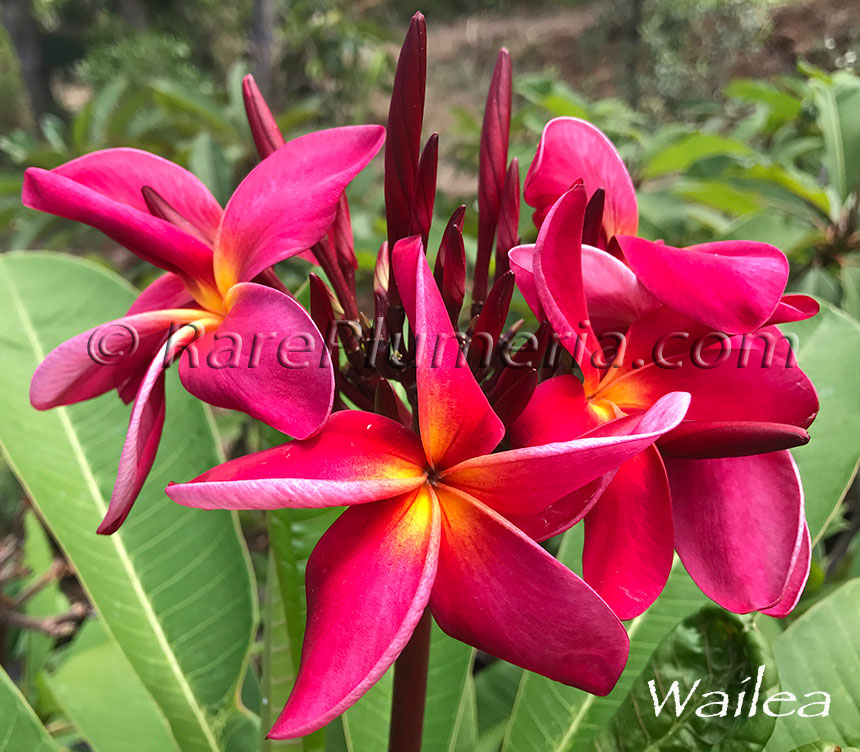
[[616, 236, 789, 334], [665, 450, 806, 613], [430, 486, 628, 694], [583, 446, 674, 620], [269, 487, 439, 739], [214, 125, 384, 293], [761, 522, 811, 618], [178, 282, 334, 439], [508, 244, 544, 319], [533, 186, 603, 390], [392, 236, 505, 468], [442, 391, 690, 516], [166, 410, 427, 511], [524, 117, 638, 239], [99, 324, 199, 535], [30, 308, 203, 410], [23, 150, 221, 285]]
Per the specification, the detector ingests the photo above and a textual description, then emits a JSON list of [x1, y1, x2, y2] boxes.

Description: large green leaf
[[266, 508, 340, 751], [784, 304, 860, 544], [43, 619, 181, 752], [0, 252, 258, 752], [810, 72, 860, 202], [502, 530, 705, 752], [641, 133, 754, 179], [590, 608, 778, 751], [766, 579, 860, 751], [0, 665, 57, 752], [421, 624, 474, 752]]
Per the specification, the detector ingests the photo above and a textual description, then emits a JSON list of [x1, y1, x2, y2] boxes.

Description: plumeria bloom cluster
[[25, 10, 818, 743]]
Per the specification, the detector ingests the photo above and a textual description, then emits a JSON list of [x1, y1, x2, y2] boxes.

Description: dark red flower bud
[[435, 206, 466, 325], [374, 378, 412, 426], [495, 158, 520, 279], [468, 271, 515, 368], [490, 367, 537, 429], [141, 186, 213, 244], [473, 48, 512, 308], [408, 133, 438, 249], [242, 74, 285, 159]]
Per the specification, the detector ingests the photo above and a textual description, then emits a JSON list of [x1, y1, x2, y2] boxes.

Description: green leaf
[[766, 579, 860, 750], [792, 266, 842, 304], [810, 72, 860, 201], [783, 304, 860, 544], [189, 132, 233, 206], [43, 619, 182, 752], [0, 664, 58, 752], [641, 134, 754, 179], [474, 660, 521, 750], [340, 671, 393, 752], [421, 624, 474, 752], [590, 608, 778, 752], [0, 251, 258, 752], [840, 263, 860, 320], [502, 534, 705, 752]]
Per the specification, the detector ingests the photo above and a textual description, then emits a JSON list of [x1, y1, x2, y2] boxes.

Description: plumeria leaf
[[43, 620, 182, 752], [783, 304, 860, 544], [0, 663, 58, 752], [765, 579, 860, 751], [502, 536, 705, 752], [0, 252, 258, 752], [589, 608, 779, 751], [810, 72, 860, 203]]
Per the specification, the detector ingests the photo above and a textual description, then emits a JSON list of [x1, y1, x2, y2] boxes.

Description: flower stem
[[388, 608, 431, 752]]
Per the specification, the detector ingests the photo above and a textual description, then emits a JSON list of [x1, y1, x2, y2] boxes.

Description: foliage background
[[0, 1, 859, 751]]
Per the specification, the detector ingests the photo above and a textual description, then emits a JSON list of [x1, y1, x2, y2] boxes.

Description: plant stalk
[[388, 608, 431, 752]]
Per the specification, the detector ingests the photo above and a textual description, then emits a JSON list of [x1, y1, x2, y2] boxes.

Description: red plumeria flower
[[24, 126, 384, 532], [512, 116, 819, 336], [508, 185, 819, 621], [166, 235, 691, 739]]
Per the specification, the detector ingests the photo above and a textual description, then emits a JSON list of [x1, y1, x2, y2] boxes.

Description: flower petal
[[598, 327, 819, 432], [126, 273, 195, 316], [508, 244, 544, 319], [761, 522, 811, 618], [665, 451, 806, 613], [764, 294, 820, 326], [616, 236, 789, 334], [23, 150, 220, 286], [214, 125, 385, 293], [582, 446, 673, 619], [442, 391, 690, 516], [430, 486, 628, 694], [178, 282, 334, 439], [580, 245, 657, 333], [392, 236, 504, 468], [533, 186, 603, 390], [658, 420, 810, 458], [99, 325, 198, 535], [166, 410, 427, 511], [524, 117, 638, 239], [30, 308, 202, 409], [269, 487, 439, 739]]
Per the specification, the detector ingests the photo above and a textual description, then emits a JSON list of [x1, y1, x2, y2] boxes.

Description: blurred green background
[[1, 0, 858, 308]]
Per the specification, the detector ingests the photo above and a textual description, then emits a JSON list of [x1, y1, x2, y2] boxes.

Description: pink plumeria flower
[[166, 235, 691, 739], [24, 126, 384, 532], [508, 185, 818, 621], [512, 116, 819, 336]]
